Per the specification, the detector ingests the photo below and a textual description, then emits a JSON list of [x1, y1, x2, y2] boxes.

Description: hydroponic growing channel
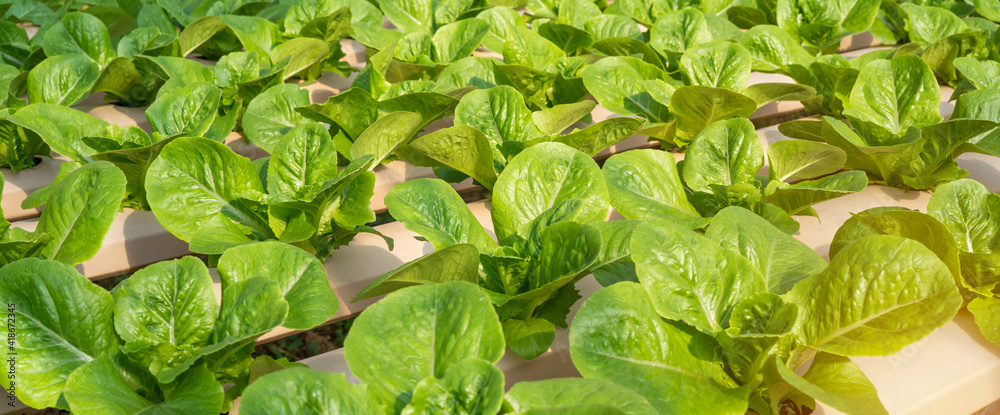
[[1, 0, 999, 414]]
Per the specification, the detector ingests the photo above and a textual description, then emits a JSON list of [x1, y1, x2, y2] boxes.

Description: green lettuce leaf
[[113, 256, 216, 377], [569, 282, 749, 414], [785, 235, 961, 356], [504, 378, 658, 415], [65, 356, 223, 414], [35, 161, 126, 264], [842, 55, 942, 142], [775, 352, 887, 415], [354, 243, 481, 301], [385, 178, 496, 253], [0, 258, 118, 409], [146, 137, 269, 242], [603, 149, 705, 226], [582, 57, 672, 123], [491, 142, 608, 243], [218, 241, 339, 330], [240, 368, 381, 414], [706, 207, 826, 294], [26, 54, 99, 106], [344, 282, 504, 410], [243, 83, 310, 154], [632, 219, 765, 334]]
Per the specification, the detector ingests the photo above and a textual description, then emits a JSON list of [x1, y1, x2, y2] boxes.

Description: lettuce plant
[[8, 102, 225, 210], [738, 25, 877, 117], [3, 17, 325, 171], [398, 85, 641, 188], [948, 89, 1000, 158], [0, 62, 47, 171], [244, 80, 460, 163], [739, 24, 818, 81], [954, 57, 1000, 96], [356, 143, 615, 359], [296, 0, 390, 49], [340, 10, 495, 84], [832, 2, 990, 84], [159, 11, 349, 79], [348, 281, 505, 413], [782, 55, 999, 189], [280, 1, 355, 76], [140, 50, 289, 124], [583, 42, 815, 148], [364, 18, 598, 110], [829, 179, 1000, 349], [736, 25, 981, 117], [381, 18, 491, 66], [816, 114, 994, 190], [380, 0, 485, 35], [929, 180, 1000, 347], [14, 5, 353, 107], [145, 128, 388, 259], [0, 161, 125, 267], [798, 54, 860, 116], [294, 72, 475, 162], [503, 6, 728, 106], [570, 208, 962, 414], [886, 3, 992, 85], [497, 25, 605, 106], [775, 0, 881, 52], [604, 118, 867, 234], [346, 0, 501, 64], [0, 19, 40, 68], [887, 3, 977, 48], [476, 2, 646, 108], [242, 281, 660, 414], [602, 0, 744, 27], [248, 282, 504, 414], [477, 5, 528, 54], [0, 241, 339, 412], [646, 8, 745, 69], [18, 11, 311, 107]]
